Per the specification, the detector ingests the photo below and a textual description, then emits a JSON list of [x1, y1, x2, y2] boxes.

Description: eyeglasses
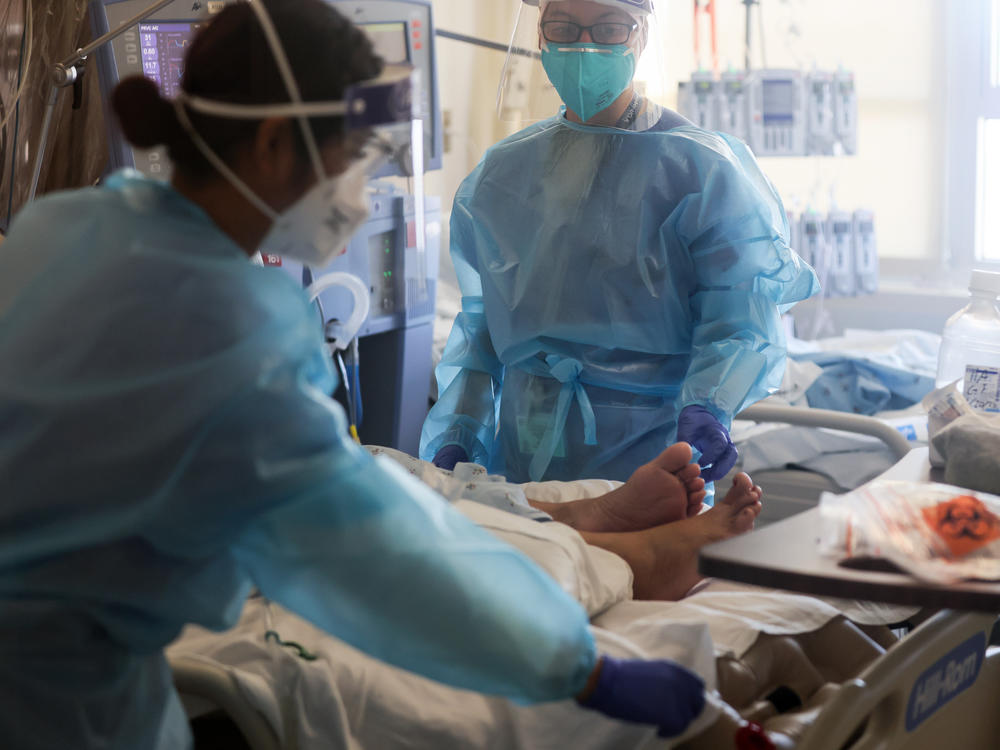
[[541, 20, 638, 45]]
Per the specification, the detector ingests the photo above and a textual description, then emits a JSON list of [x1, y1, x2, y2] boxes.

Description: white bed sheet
[[168, 474, 914, 750]]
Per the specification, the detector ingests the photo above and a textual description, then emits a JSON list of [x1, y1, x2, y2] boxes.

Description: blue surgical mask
[[540, 42, 636, 123]]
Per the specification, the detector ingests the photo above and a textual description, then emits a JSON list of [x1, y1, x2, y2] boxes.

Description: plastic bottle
[[935, 271, 1000, 411]]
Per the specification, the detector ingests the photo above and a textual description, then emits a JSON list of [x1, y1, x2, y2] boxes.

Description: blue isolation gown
[[421, 115, 820, 483], [0, 173, 596, 750]]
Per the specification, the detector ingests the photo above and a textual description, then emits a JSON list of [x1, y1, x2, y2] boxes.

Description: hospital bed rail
[[794, 610, 1000, 750], [736, 403, 913, 462], [732, 404, 913, 525]]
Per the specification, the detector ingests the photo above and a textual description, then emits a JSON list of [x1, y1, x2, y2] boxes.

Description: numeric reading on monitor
[[140, 23, 204, 98]]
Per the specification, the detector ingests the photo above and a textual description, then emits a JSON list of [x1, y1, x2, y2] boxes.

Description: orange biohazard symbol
[[921, 494, 1000, 558]]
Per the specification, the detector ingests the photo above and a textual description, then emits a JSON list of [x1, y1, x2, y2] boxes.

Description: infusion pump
[[678, 67, 858, 158]]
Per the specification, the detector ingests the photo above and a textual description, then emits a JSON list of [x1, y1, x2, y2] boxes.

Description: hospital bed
[[168, 603, 1000, 749], [167, 448, 1000, 750]]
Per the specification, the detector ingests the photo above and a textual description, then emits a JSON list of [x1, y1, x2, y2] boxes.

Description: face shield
[[497, 0, 666, 127], [172, 0, 419, 268]]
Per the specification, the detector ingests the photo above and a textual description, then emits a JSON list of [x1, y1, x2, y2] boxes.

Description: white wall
[[429, 0, 950, 270], [656, 0, 948, 264], [426, 0, 518, 220]]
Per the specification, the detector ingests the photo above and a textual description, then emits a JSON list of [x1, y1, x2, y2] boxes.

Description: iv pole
[[742, 0, 759, 72], [27, 0, 176, 202]]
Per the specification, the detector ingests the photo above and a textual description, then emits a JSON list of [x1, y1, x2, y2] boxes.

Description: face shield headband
[[530, 0, 654, 19]]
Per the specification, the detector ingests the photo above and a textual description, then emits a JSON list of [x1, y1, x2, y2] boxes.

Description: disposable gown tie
[[421, 115, 819, 484], [530, 355, 598, 482]]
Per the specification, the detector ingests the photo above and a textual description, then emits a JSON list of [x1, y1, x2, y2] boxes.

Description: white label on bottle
[[964, 366, 1000, 412]]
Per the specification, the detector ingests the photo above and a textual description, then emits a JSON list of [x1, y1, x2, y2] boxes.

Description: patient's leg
[[528, 443, 707, 533], [580, 474, 763, 601]]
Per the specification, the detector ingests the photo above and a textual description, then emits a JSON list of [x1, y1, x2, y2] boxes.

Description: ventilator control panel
[[330, 0, 443, 174], [369, 228, 398, 315]]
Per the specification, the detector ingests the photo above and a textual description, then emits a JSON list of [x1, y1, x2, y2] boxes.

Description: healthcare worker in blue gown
[[422, 0, 820, 491], [0, 2, 712, 748]]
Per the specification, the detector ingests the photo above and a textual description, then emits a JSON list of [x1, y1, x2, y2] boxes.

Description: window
[[946, 0, 1000, 271], [978, 118, 1000, 261], [976, 0, 1000, 262]]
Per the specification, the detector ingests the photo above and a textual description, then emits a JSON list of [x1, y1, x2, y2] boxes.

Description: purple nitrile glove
[[432, 444, 469, 471], [676, 404, 738, 482], [581, 656, 706, 738]]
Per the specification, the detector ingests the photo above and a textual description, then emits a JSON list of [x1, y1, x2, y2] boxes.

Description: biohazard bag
[[820, 480, 1000, 583]]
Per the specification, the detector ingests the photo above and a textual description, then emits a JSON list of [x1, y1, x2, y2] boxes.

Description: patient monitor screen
[[140, 22, 204, 98], [360, 22, 410, 65], [140, 20, 410, 94]]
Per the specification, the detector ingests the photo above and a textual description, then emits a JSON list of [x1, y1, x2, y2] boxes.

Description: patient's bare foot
[[582, 473, 762, 601], [597, 442, 707, 530], [539, 443, 706, 533]]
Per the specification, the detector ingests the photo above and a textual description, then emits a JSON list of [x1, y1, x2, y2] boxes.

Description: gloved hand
[[431, 444, 469, 471], [676, 405, 738, 482], [580, 656, 706, 738]]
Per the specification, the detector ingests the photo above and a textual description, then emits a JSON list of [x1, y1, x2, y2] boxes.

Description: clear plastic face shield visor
[[497, 0, 667, 126], [172, 0, 425, 267]]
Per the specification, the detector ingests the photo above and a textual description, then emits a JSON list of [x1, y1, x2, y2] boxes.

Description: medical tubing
[[742, 0, 758, 71], [351, 337, 361, 428], [756, 0, 767, 69], [305, 273, 370, 351], [709, 0, 719, 76], [4, 0, 30, 226], [303, 267, 328, 331], [693, 0, 701, 70], [0, 0, 31, 137], [334, 349, 356, 430]]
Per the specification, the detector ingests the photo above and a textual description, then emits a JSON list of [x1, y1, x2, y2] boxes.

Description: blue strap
[[528, 356, 597, 482]]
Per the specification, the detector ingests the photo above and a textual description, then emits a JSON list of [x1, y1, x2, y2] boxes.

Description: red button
[[412, 19, 422, 27], [412, 30, 421, 39], [414, 41, 422, 50]]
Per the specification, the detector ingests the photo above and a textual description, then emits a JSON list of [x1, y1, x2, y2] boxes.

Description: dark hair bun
[[112, 76, 183, 149]]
